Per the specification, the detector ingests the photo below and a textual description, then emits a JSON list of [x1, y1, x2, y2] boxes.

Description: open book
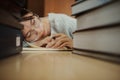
[[23, 42, 72, 51], [23, 47, 72, 51]]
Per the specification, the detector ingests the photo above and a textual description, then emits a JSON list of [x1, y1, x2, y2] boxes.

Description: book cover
[[76, 1, 120, 30], [71, 0, 113, 15], [73, 24, 120, 55]]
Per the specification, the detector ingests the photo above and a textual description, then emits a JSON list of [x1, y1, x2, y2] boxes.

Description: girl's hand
[[46, 33, 73, 49]]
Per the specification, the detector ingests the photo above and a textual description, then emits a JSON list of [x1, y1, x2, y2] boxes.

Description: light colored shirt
[[48, 13, 77, 39]]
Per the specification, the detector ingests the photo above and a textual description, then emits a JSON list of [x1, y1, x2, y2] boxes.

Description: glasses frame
[[22, 12, 42, 43]]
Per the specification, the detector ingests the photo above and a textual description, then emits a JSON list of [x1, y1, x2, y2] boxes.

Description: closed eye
[[25, 31, 31, 38]]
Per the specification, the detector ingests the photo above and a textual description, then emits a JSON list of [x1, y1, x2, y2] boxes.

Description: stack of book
[[71, 0, 120, 63]]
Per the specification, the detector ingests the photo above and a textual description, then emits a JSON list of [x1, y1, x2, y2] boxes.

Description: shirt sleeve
[[48, 13, 77, 39]]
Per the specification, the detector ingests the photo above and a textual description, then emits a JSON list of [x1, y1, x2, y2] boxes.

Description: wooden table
[[0, 50, 120, 80]]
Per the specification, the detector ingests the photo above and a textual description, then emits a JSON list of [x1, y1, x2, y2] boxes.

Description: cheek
[[21, 21, 32, 29], [22, 25, 31, 36]]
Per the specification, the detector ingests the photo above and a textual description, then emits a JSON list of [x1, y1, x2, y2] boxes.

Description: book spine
[[72, 49, 120, 63], [73, 24, 120, 55], [76, 1, 120, 30], [71, 0, 113, 16]]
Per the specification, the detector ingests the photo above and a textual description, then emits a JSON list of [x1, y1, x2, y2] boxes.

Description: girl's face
[[20, 13, 50, 42]]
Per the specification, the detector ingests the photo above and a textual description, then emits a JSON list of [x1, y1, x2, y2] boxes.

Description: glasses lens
[[25, 29, 39, 42]]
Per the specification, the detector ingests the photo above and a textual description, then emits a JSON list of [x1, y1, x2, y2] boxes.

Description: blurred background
[[26, 0, 75, 17]]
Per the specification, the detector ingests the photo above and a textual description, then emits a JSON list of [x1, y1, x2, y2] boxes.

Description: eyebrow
[[21, 16, 34, 21]]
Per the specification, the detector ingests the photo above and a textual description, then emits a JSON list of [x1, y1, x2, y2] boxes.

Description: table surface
[[0, 50, 120, 80]]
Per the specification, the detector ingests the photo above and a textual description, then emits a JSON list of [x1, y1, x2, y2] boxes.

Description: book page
[[23, 41, 72, 51], [23, 47, 72, 51]]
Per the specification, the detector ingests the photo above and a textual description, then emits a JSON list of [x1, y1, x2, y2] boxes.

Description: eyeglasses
[[22, 12, 42, 43]]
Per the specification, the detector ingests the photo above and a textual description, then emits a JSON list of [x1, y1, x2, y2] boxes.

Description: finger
[[51, 38, 69, 48], [35, 36, 52, 47], [52, 33, 66, 40], [46, 40, 56, 48], [58, 42, 69, 48], [55, 35, 67, 41], [58, 42, 72, 49], [37, 41, 48, 47], [40, 43, 48, 47], [52, 35, 67, 43]]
